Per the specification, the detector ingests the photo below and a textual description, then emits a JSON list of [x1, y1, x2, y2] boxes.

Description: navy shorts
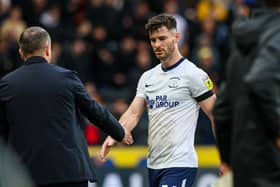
[[148, 167, 197, 187]]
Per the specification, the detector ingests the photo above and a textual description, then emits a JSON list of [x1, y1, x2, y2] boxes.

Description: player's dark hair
[[145, 14, 177, 33], [19, 26, 51, 54]]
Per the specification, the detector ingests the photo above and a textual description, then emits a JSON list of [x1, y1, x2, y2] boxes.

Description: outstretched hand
[[100, 127, 133, 161], [100, 136, 115, 161]]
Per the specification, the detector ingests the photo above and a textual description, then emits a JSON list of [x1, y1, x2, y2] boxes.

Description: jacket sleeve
[[69, 72, 124, 142], [245, 36, 280, 139], [213, 83, 232, 164], [0, 80, 9, 142], [0, 104, 9, 142]]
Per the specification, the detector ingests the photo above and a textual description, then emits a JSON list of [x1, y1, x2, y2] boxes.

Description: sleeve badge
[[204, 77, 213, 90]]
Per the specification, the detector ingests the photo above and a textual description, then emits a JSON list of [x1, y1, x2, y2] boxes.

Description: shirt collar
[[161, 57, 185, 72], [25, 56, 48, 65]]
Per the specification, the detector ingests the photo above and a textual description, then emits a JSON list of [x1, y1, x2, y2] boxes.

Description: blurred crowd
[[0, 0, 254, 145]]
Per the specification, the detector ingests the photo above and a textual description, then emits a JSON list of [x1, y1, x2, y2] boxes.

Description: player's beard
[[155, 40, 176, 61]]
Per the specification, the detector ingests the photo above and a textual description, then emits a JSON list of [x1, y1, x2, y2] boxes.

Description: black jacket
[[214, 10, 280, 187], [0, 56, 124, 185]]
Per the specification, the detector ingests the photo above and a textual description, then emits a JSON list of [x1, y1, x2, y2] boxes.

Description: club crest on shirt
[[203, 76, 213, 90], [168, 77, 180, 88]]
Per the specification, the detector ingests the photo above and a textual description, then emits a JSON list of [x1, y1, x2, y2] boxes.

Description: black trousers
[[38, 181, 88, 187]]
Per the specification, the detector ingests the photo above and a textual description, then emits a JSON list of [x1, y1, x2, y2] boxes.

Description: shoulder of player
[[141, 64, 160, 77], [180, 59, 205, 76]]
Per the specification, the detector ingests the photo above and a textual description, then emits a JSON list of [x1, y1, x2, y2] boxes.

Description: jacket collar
[[25, 56, 48, 65]]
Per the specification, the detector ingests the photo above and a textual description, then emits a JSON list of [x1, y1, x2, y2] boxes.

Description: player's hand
[[100, 136, 116, 161], [121, 126, 133, 145], [219, 162, 232, 176]]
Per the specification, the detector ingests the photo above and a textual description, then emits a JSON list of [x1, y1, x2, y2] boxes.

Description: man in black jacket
[[0, 26, 133, 187], [213, 1, 280, 187]]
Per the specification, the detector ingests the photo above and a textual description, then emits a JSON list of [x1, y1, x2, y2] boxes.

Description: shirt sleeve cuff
[[194, 90, 214, 102]]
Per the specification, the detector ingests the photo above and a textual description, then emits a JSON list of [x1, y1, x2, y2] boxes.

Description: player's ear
[[44, 43, 52, 63], [45, 44, 51, 57], [18, 48, 26, 61], [175, 32, 180, 42]]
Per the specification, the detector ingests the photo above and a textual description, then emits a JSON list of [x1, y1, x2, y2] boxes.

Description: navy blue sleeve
[[0, 80, 10, 141], [69, 72, 124, 142]]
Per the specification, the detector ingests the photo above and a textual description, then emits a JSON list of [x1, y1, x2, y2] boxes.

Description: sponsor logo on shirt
[[146, 95, 179, 109]]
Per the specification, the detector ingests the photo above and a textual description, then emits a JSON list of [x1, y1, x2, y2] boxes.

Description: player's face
[[149, 26, 177, 61]]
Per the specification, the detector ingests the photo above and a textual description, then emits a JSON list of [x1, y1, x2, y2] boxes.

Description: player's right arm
[[100, 97, 146, 160]]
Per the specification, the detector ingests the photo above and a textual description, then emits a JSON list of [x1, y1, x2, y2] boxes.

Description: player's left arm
[[199, 94, 217, 138]]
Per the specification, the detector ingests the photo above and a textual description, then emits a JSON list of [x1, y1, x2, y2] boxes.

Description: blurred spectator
[[195, 16, 230, 84], [40, 3, 61, 29], [0, 5, 26, 43], [87, 0, 121, 38], [130, 0, 154, 40], [163, 0, 188, 46], [0, 5, 25, 77], [57, 37, 93, 82], [20, 0, 48, 26], [110, 98, 129, 119], [0, 38, 19, 77], [192, 34, 221, 86], [128, 49, 153, 99], [76, 19, 93, 40], [0, 0, 10, 22], [85, 81, 104, 104], [147, 0, 164, 13], [92, 47, 116, 88], [39, 3, 71, 42], [90, 24, 116, 52], [116, 35, 137, 75], [196, 0, 228, 22], [67, 0, 88, 26], [86, 0, 107, 26]]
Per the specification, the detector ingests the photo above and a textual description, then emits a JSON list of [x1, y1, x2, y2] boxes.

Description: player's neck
[[161, 51, 182, 69]]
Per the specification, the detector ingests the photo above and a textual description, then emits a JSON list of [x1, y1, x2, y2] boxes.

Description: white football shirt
[[136, 58, 213, 169]]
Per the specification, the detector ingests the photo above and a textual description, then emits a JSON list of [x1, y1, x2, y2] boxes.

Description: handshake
[[121, 126, 134, 145], [100, 126, 133, 161]]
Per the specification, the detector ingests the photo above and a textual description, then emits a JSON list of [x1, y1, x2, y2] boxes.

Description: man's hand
[[100, 127, 133, 161], [100, 136, 116, 161], [219, 162, 232, 176], [121, 126, 133, 145]]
